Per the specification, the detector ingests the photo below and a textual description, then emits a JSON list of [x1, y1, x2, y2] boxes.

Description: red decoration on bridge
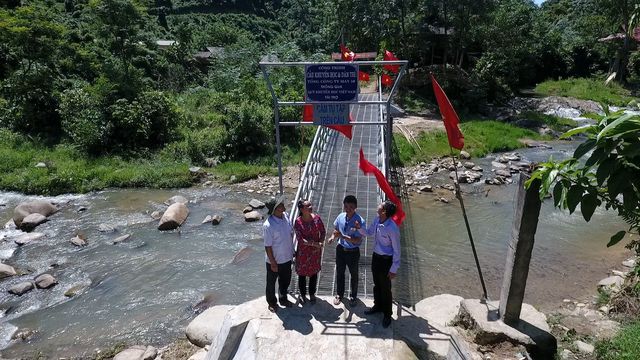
[[381, 74, 393, 87], [339, 44, 355, 61], [358, 148, 405, 225], [383, 50, 400, 74]]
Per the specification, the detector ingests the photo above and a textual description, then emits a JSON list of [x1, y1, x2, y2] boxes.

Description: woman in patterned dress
[[294, 199, 326, 304]]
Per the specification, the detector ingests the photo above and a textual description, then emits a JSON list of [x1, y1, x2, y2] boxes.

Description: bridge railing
[[377, 79, 388, 205], [288, 126, 335, 225]]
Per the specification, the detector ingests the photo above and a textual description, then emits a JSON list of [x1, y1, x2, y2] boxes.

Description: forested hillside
[[0, 0, 637, 193]]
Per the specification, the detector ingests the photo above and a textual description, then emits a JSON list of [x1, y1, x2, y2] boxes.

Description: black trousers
[[371, 253, 393, 317], [335, 244, 360, 299], [298, 274, 318, 296], [265, 261, 292, 306]]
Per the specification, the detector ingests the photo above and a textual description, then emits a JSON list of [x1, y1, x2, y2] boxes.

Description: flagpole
[[450, 147, 489, 302]]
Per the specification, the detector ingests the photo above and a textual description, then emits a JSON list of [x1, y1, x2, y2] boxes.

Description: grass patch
[[0, 130, 195, 195], [209, 143, 310, 183], [211, 161, 276, 183], [595, 321, 640, 360], [518, 111, 578, 131], [394, 120, 545, 165], [535, 78, 636, 107]]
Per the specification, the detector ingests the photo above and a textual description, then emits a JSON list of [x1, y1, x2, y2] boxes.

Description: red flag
[[381, 74, 393, 87], [303, 103, 313, 122], [358, 71, 370, 82], [383, 50, 400, 74], [430, 74, 464, 150], [302, 102, 353, 140], [358, 148, 405, 225], [339, 44, 355, 61]]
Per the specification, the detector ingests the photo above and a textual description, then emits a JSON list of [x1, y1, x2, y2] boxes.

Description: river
[[0, 142, 631, 358]]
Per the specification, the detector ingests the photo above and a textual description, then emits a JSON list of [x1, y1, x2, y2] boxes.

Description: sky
[[534, 0, 546, 4]]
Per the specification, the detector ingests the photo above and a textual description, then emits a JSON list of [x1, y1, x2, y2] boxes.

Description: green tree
[[0, 6, 67, 138]]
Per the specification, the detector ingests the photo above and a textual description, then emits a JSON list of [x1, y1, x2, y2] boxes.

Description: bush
[[59, 88, 108, 154], [221, 101, 273, 160], [60, 86, 179, 155]]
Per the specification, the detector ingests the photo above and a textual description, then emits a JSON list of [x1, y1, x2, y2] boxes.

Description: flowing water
[[399, 142, 630, 310], [0, 142, 631, 358]]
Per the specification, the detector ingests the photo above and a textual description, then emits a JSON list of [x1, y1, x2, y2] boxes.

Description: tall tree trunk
[[442, 0, 448, 75]]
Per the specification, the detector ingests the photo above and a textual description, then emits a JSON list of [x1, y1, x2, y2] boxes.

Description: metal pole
[[275, 105, 284, 195], [385, 102, 391, 178], [451, 151, 489, 301]]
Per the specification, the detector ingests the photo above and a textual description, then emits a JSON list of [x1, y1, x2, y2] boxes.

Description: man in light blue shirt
[[357, 200, 401, 328], [328, 195, 365, 306]]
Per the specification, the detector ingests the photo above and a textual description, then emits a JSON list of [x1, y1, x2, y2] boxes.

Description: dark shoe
[[364, 307, 382, 315], [309, 294, 317, 304], [382, 316, 392, 328], [299, 295, 307, 305], [268, 304, 278, 313], [333, 295, 342, 305], [349, 297, 357, 307], [280, 298, 294, 308]]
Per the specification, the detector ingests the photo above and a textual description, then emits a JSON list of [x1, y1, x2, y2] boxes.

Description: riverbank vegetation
[[535, 78, 636, 107], [596, 321, 640, 360], [394, 120, 544, 165], [1, 0, 640, 194]]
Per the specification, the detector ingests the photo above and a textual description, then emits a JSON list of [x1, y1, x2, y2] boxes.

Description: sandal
[[333, 295, 342, 306]]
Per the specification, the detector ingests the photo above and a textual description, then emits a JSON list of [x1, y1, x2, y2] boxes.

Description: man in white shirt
[[263, 195, 295, 312]]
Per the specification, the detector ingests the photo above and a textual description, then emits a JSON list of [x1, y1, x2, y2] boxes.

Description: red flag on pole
[[430, 74, 465, 150], [358, 71, 370, 81], [381, 74, 393, 87], [339, 44, 355, 61], [302, 101, 353, 140], [383, 50, 400, 74], [358, 148, 405, 225]]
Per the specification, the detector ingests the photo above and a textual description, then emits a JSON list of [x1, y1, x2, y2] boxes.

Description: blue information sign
[[312, 104, 350, 125], [305, 64, 359, 102]]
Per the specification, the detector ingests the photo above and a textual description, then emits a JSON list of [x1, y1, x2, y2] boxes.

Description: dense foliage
[[0, 0, 638, 176]]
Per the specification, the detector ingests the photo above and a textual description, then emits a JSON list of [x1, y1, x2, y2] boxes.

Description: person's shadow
[[277, 297, 345, 336]]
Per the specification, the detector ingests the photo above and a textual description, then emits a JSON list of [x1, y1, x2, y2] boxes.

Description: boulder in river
[[14, 232, 44, 246], [231, 247, 254, 265], [112, 234, 132, 244], [242, 206, 253, 214], [211, 215, 222, 225], [13, 200, 58, 228], [244, 211, 262, 222], [158, 203, 189, 231], [70, 235, 87, 247], [20, 213, 48, 232], [8, 282, 34, 296], [35, 274, 58, 289], [0, 263, 17, 278], [249, 199, 265, 209]]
